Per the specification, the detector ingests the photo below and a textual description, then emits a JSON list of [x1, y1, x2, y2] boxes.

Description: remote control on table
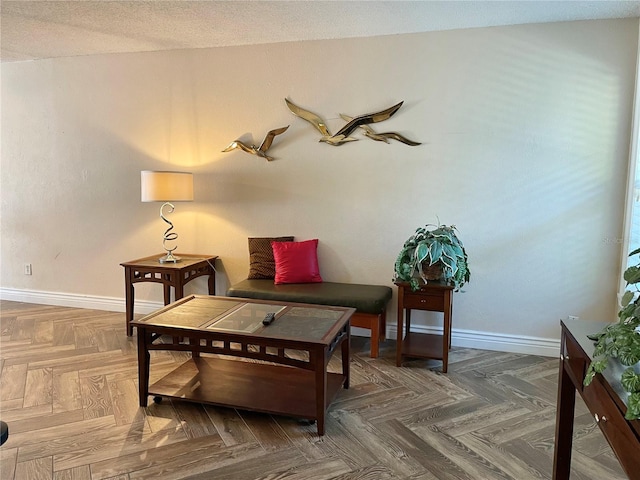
[[262, 312, 276, 325]]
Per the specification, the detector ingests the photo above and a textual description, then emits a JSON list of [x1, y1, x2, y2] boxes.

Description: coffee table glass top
[[207, 302, 287, 333], [133, 295, 350, 342], [260, 307, 344, 340]]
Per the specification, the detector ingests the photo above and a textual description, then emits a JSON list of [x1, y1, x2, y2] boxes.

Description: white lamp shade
[[141, 171, 194, 202]]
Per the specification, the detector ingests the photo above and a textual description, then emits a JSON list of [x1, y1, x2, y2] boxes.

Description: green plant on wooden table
[[393, 223, 470, 292], [584, 247, 640, 420]]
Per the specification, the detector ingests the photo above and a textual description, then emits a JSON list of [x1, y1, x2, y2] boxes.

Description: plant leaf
[[415, 243, 429, 264], [448, 243, 464, 258], [621, 367, 640, 392], [428, 241, 444, 266], [626, 392, 640, 420], [625, 265, 640, 284], [622, 290, 635, 307], [619, 346, 640, 366], [439, 255, 456, 277], [584, 358, 608, 386]]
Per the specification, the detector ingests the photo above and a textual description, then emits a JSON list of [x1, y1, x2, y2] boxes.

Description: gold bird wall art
[[285, 98, 403, 146], [338, 114, 421, 146], [222, 125, 289, 161]]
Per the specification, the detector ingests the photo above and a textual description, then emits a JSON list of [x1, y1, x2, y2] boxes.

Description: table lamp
[[141, 170, 194, 263]]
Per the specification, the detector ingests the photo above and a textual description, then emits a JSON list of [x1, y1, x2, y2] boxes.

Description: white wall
[[2, 19, 638, 354]]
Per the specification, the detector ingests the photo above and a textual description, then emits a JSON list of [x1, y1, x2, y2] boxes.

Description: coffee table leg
[[314, 348, 327, 436], [190, 337, 200, 358], [342, 326, 350, 389], [137, 328, 150, 407]]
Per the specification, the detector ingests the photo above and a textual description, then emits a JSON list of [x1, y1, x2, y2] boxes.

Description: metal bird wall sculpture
[[339, 114, 421, 146], [285, 98, 403, 146], [222, 125, 289, 161]]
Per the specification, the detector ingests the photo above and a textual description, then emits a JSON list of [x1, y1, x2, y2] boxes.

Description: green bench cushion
[[226, 279, 392, 315]]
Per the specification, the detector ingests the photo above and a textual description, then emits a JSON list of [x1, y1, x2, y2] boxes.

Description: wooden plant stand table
[[131, 295, 354, 436], [395, 281, 454, 372], [121, 254, 218, 336]]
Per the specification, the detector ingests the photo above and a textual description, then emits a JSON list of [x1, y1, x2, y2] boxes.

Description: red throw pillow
[[272, 239, 323, 284]]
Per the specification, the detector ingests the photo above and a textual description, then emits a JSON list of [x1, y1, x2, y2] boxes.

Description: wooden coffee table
[[131, 295, 354, 436]]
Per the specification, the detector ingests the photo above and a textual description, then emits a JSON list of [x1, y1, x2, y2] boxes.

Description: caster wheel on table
[[153, 396, 163, 404], [0, 421, 8, 446]]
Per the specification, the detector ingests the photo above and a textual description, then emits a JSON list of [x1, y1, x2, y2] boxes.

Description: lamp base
[[159, 252, 181, 264], [157, 203, 182, 264]]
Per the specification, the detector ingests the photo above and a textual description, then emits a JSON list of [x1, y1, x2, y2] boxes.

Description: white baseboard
[[0, 287, 163, 316], [1, 288, 559, 357], [386, 324, 559, 358]]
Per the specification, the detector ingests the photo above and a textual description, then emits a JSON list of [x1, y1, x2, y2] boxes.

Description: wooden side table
[[121, 254, 218, 336], [395, 281, 454, 372]]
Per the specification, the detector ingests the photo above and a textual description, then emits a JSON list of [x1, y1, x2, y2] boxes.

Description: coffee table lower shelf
[[149, 356, 346, 421]]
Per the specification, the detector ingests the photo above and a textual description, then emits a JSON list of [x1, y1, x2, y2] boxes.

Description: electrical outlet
[[24, 263, 32, 275]]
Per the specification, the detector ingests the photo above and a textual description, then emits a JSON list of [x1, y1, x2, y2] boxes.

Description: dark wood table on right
[[554, 319, 640, 479]]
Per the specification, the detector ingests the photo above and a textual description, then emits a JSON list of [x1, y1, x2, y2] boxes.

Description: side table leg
[[446, 289, 453, 349], [552, 358, 576, 480], [442, 291, 452, 373], [125, 276, 134, 337], [163, 283, 171, 305], [396, 288, 404, 367], [175, 282, 184, 302], [208, 269, 216, 296]]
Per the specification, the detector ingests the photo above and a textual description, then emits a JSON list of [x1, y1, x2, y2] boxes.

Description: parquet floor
[[0, 300, 627, 479]]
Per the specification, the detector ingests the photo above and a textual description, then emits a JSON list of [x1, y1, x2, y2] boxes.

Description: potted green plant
[[584, 247, 640, 420], [393, 223, 470, 292]]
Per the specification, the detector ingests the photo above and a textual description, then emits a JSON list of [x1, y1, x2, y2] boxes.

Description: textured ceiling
[[2, 1, 640, 63]]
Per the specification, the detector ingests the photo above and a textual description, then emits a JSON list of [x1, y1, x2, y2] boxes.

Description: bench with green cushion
[[226, 279, 392, 358]]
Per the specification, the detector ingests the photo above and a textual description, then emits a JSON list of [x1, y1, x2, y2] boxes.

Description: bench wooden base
[[350, 311, 386, 358]]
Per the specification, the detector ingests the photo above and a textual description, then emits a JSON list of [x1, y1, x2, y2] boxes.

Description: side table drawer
[[403, 292, 445, 311], [582, 375, 640, 475]]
